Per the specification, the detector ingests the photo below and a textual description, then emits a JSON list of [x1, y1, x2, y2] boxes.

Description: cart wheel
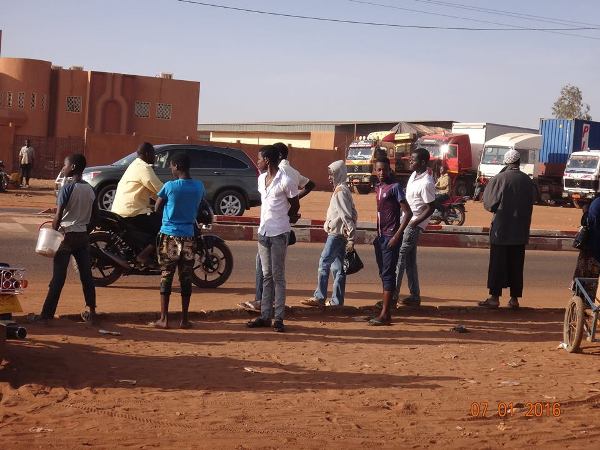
[[563, 295, 586, 353]]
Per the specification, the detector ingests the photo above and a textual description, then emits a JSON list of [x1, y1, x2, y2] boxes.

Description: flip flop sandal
[[368, 318, 391, 326], [301, 299, 323, 307], [478, 299, 500, 309], [148, 321, 169, 329]]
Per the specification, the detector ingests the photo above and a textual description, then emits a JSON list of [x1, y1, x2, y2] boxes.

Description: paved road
[[1, 223, 578, 314]]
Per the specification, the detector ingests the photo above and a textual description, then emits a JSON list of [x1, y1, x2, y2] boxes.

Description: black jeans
[[41, 232, 96, 319]]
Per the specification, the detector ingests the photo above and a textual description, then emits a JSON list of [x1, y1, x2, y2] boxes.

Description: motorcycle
[[0, 160, 9, 192], [88, 203, 233, 288], [429, 196, 468, 226]]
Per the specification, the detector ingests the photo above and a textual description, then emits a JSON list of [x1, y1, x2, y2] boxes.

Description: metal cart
[[563, 278, 600, 353]]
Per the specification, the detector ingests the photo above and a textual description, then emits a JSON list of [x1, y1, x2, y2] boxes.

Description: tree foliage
[[552, 84, 591, 120]]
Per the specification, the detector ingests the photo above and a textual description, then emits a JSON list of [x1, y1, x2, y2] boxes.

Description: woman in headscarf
[[572, 195, 600, 286], [302, 160, 357, 307]]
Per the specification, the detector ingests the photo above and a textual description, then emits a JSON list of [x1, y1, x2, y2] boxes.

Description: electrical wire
[[408, 0, 600, 28], [175, 0, 600, 32], [347, 0, 600, 40]]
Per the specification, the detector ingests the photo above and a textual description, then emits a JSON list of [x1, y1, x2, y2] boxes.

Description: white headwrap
[[503, 149, 520, 164]]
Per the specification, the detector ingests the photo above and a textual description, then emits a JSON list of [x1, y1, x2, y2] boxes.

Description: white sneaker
[[325, 299, 341, 307]]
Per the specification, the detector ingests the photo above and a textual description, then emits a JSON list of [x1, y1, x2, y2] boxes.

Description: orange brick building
[[0, 57, 200, 177]]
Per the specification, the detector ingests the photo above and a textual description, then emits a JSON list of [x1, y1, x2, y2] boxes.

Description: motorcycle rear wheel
[[89, 231, 123, 287], [192, 240, 233, 288], [444, 206, 466, 226]]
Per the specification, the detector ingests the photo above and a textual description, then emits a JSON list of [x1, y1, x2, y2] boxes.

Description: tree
[[552, 84, 592, 120]]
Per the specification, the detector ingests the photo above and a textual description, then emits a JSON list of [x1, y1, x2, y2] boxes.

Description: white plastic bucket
[[35, 223, 64, 257]]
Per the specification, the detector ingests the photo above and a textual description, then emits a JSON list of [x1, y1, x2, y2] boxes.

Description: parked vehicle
[[88, 203, 233, 288], [56, 144, 260, 216], [550, 119, 600, 204], [429, 196, 468, 226], [478, 133, 543, 200], [563, 150, 600, 203], [418, 123, 536, 197], [0, 160, 9, 192], [345, 122, 447, 193]]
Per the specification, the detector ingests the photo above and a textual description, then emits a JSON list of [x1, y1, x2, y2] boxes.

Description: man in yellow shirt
[[111, 142, 163, 263]]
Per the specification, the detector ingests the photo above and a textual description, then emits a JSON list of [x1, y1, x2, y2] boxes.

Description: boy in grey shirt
[[34, 154, 98, 323]]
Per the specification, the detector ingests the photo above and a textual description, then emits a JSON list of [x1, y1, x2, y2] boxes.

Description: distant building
[[197, 120, 454, 151], [0, 57, 200, 175]]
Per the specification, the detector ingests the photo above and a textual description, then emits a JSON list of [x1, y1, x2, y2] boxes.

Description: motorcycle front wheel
[[192, 239, 233, 288], [444, 206, 466, 226], [89, 231, 124, 287]]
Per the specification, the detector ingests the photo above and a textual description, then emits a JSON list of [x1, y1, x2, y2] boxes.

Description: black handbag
[[344, 249, 364, 275], [288, 230, 296, 246], [573, 212, 589, 250], [573, 226, 589, 249]]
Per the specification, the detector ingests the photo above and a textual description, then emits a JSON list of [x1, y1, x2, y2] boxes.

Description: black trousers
[[487, 244, 525, 298], [20, 163, 32, 183], [41, 232, 96, 318]]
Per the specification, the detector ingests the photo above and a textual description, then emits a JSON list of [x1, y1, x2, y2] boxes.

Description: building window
[[17, 92, 25, 109], [41, 94, 48, 112], [66, 96, 82, 113], [135, 101, 150, 118], [0, 92, 4, 108], [31, 93, 37, 110], [156, 103, 172, 120], [6, 92, 13, 108]]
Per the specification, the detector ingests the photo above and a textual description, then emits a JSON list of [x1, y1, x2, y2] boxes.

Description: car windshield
[[481, 146, 511, 165], [347, 145, 373, 160], [566, 155, 600, 171], [112, 152, 138, 166]]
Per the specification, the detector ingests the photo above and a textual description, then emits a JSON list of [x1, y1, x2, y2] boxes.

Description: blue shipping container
[[539, 118, 600, 164]]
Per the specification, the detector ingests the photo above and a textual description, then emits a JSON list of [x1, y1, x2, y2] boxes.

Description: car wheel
[[214, 190, 246, 216], [97, 184, 117, 211]]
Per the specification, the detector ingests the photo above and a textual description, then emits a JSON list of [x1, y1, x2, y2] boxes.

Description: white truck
[[563, 150, 600, 203], [452, 122, 537, 176], [477, 133, 543, 201]]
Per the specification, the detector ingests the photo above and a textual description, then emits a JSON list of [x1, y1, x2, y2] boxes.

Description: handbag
[[344, 249, 364, 275], [573, 226, 589, 250], [288, 230, 296, 246]]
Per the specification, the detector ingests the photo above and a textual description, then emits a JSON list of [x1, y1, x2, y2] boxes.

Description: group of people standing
[[244, 144, 536, 331], [31, 140, 536, 330]]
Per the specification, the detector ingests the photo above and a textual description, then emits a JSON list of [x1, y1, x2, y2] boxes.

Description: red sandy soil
[[0, 179, 583, 231], [1, 309, 600, 448]]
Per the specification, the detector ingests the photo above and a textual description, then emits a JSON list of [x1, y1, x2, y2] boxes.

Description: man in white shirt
[[246, 145, 300, 333], [240, 142, 314, 313], [394, 148, 435, 307], [19, 139, 35, 188]]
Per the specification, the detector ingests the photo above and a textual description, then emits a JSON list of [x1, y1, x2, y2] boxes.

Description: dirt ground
[[2, 309, 600, 448], [0, 179, 583, 231]]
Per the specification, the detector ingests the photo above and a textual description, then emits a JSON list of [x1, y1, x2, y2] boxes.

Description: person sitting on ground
[[33, 154, 98, 324], [479, 149, 534, 310], [246, 145, 300, 333], [302, 160, 357, 308], [369, 157, 412, 326], [239, 142, 314, 313], [111, 142, 163, 265], [151, 153, 205, 329]]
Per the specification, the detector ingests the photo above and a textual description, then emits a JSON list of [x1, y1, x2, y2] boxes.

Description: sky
[[2, 0, 600, 128]]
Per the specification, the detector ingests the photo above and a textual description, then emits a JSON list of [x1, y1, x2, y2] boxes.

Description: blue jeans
[[393, 226, 422, 301], [313, 235, 347, 305], [257, 233, 289, 321], [374, 235, 400, 292], [255, 253, 264, 302]]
